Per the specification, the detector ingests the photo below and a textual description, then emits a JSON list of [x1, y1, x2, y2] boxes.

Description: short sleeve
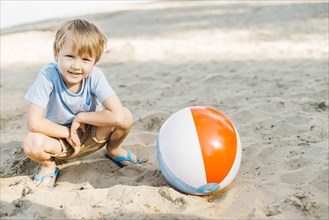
[[91, 67, 115, 103], [24, 68, 53, 109]]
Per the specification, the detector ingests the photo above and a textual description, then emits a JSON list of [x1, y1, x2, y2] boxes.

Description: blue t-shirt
[[25, 62, 115, 127]]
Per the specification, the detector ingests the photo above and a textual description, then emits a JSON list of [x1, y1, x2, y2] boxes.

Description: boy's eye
[[83, 58, 91, 62], [66, 55, 74, 58]]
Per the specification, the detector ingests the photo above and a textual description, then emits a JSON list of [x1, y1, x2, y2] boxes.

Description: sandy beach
[[1, 1, 328, 219]]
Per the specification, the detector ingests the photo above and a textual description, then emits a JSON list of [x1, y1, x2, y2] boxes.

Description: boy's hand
[[66, 129, 80, 157], [67, 119, 85, 157]]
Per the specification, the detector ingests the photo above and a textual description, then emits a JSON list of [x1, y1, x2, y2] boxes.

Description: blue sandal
[[34, 167, 60, 188], [104, 151, 141, 168]]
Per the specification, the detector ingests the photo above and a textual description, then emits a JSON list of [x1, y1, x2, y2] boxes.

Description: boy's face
[[55, 38, 96, 88]]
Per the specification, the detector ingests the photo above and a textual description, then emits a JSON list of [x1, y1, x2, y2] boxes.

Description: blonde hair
[[53, 19, 107, 63]]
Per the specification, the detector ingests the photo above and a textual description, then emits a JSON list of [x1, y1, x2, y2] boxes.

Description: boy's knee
[[116, 108, 132, 130], [122, 108, 133, 129], [23, 133, 44, 156]]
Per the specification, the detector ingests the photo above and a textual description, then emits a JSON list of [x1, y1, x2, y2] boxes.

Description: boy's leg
[[23, 132, 62, 185], [95, 108, 138, 165]]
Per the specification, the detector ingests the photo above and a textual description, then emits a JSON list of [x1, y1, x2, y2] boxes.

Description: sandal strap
[[113, 151, 132, 162], [34, 167, 59, 183]]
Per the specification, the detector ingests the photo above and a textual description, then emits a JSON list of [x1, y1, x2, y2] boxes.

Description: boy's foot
[[105, 148, 140, 168], [33, 166, 60, 188]]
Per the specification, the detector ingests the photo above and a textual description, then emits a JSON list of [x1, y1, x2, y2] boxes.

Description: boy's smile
[[67, 70, 83, 78], [55, 38, 96, 93]]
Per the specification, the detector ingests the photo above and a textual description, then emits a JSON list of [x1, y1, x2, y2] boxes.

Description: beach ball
[[157, 106, 242, 195]]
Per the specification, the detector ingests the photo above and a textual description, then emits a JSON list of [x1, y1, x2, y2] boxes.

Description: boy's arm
[[27, 103, 70, 138], [74, 95, 128, 128]]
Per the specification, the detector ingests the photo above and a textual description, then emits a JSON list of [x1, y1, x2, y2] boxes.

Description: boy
[[23, 19, 140, 188]]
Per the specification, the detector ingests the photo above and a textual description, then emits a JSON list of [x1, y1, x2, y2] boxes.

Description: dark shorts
[[50, 125, 108, 160]]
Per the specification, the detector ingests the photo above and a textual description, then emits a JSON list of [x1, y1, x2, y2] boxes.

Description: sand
[[1, 1, 328, 219]]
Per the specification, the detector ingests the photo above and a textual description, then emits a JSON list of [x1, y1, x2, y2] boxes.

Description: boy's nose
[[72, 59, 81, 69]]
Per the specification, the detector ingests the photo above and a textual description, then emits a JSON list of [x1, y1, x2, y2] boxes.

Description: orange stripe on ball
[[191, 106, 237, 184]]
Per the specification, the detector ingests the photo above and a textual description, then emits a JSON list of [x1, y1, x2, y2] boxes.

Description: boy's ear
[[54, 53, 58, 62]]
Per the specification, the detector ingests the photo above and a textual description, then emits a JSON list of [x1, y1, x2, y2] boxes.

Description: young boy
[[23, 19, 140, 188]]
